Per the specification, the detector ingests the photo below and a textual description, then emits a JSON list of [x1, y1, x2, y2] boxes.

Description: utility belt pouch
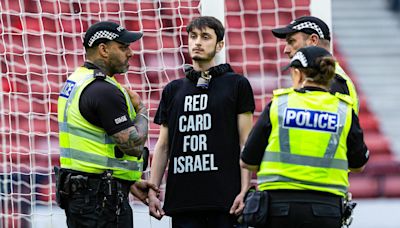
[[342, 192, 357, 227], [242, 187, 269, 227], [54, 166, 71, 209]]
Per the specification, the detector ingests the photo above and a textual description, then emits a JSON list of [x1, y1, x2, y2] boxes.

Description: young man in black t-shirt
[[148, 16, 255, 227]]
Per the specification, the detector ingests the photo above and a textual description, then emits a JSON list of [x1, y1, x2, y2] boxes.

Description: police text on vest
[[283, 108, 339, 133]]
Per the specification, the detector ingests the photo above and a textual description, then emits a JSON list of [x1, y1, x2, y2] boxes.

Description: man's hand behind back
[[130, 180, 160, 206]]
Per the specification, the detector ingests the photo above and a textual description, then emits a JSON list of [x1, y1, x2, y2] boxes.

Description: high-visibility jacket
[[336, 62, 359, 115], [257, 88, 353, 197], [58, 67, 143, 181]]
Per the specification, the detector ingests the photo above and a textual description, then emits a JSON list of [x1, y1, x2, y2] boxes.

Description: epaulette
[[334, 92, 353, 105], [93, 69, 106, 80], [273, 87, 294, 96]]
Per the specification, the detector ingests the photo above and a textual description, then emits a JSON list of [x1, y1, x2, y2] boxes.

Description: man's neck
[[86, 59, 112, 76], [192, 59, 217, 72]]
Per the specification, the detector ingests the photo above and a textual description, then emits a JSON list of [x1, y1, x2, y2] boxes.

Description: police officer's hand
[[123, 86, 143, 111], [148, 190, 165, 220], [230, 192, 246, 216], [130, 180, 159, 205]]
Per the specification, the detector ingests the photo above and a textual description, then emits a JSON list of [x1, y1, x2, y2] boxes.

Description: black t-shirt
[[154, 64, 255, 215], [79, 62, 134, 135], [241, 87, 369, 169]]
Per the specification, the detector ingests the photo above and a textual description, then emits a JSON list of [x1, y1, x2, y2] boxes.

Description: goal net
[[0, 0, 323, 227]]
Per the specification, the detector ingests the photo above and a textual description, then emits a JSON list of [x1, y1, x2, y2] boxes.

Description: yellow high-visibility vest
[[258, 88, 353, 197], [58, 67, 143, 181], [336, 62, 359, 115]]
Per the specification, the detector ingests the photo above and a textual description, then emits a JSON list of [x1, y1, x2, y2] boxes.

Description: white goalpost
[[0, 0, 330, 227]]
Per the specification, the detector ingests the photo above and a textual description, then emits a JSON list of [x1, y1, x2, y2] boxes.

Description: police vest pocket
[[311, 204, 341, 217], [270, 203, 290, 216], [242, 191, 269, 226]]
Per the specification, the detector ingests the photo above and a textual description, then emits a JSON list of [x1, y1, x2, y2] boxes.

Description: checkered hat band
[[291, 51, 308, 67], [293, 22, 324, 39], [88, 30, 119, 47]]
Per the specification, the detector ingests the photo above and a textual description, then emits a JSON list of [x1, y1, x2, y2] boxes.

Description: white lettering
[[304, 111, 313, 127], [185, 156, 193, 172], [318, 113, 328, 129], [187, 115, 195, 131], [193, 155, 202, 172], [178, 114, 212, 133], [183, 135, 190, 152], [183, 94, 208, 112], [114, 115, 128, 124], [179, 115, 187, 132], [203, 113, 211, 130], [200, 94, 208, 110], [202, 154, 210, 171], [295, 111, 306, 126], [173, 154, 219, 174], [182, 134, 207, 152], [210, 154, 218, 171], [327, 114, 337, 131], [286, 110, 297, 125], [175, 156, 185, 173], [184, 96, 192, 112], [192, 94, 200, 111]]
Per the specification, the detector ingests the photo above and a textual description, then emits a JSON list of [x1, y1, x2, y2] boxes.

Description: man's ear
[[216, 40, 224, 53], [97, 43, 109, 58], [307, 33, 320, 46]]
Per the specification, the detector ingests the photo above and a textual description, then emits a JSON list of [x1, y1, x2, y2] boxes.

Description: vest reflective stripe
[[58, 67, 142, 181], [262, 151, 348, 170], [59, 122, 114, 144], [277, 94, 290, 153], [257, 174, 348, 193], [60, 148, 142, 171], [325, 101, 347, 158]]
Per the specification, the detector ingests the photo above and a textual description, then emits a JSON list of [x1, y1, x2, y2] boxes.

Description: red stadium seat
[[364, 133, 391, 155], [348, 176, 380, 198], [362, 160, 400, 176], [359, 112, 380, 133], [382, 175, 400, 198]]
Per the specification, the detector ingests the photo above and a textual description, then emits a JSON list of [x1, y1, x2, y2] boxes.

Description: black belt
[[268, 190, 342, 206], [67, 171, 133, 195]]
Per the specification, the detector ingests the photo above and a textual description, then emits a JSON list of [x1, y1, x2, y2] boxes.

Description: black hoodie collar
[[185, 63, 233, 82]]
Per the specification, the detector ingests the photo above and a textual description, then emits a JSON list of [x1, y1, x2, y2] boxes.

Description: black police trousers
[[257, 190, 343, 228], [64, 175, 133, 228]]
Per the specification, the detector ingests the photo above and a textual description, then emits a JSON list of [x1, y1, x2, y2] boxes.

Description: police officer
[[272, 16, 360, 115], [56, 21, 158, 228], [240, 46, 369, 228]]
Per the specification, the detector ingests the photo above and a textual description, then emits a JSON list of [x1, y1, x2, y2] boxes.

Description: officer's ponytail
[[317, 56, 336, 85], [299, 56, 336, 87]]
